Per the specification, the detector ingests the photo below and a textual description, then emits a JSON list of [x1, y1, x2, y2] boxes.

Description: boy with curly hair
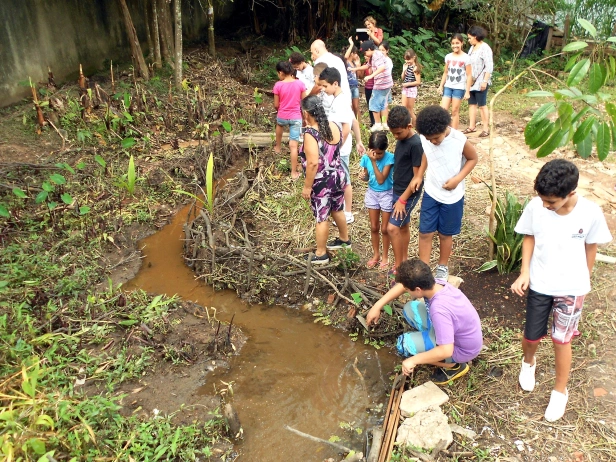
[[511, 159, 611, 421], [415, 105, 477, 280]]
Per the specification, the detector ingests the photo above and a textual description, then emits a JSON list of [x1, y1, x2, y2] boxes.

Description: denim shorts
[[369, 88, 391, 112], [276, 118, 302, 141], [388, 191, 421, 227], [350, 86, 360, 100], [468, 86, 489, 107], [365, 187, 393, 212], [418, 192, 464, 235], [443, 87, 465, 100]]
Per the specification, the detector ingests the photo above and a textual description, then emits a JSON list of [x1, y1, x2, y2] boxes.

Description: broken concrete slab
[[449, 423, 477, 440], [400, 381, 449, 417], [396, 405, 453, 450]]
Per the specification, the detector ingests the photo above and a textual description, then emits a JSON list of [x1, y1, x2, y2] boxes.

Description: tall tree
[[174, 0, 183, 87], [152, 0, 162, 68], [118, 0, 150, 80]]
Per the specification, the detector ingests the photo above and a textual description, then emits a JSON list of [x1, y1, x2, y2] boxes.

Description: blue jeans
[[276, 118, 302, 141]]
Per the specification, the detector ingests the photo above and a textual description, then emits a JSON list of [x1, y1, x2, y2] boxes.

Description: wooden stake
[[111, 60, 115, 93]]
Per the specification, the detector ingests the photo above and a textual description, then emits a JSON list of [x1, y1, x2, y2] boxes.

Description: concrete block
[[396, 406, 453, 450], [400, 381, 449, 417]]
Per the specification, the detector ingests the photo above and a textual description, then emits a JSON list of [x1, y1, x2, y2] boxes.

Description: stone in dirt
[[396, 405, 453, 450], [449, 423, 477, 439], [447, 275, 464, 288], [400, 381, 449, 417]]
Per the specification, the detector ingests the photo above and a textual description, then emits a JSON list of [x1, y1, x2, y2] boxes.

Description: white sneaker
[[345, 212, 355, 224], [519, 357, 536, 392], [370, 123, 382, 132], [381, 123, 389, 130], [545, 389, 568, 422]]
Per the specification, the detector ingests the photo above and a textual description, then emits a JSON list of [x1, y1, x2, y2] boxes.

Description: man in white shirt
[[310, 40, 351, 97]]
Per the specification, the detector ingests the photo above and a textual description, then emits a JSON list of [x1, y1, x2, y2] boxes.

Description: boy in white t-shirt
[[289, 52, 315, 94], [317, 66, 365, 224], [511, 159, 612, 422], [415, 105, 478, 280]]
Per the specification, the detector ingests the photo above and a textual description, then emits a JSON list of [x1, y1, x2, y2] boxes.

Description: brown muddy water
[[124, 203, 398, 461]]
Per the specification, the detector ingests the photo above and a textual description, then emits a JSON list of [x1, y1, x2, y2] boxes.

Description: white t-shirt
[[327, 91, 355, 157], [514, 196, 612, 296], [420, 128, 467, 204], [296, 64, 315, 94], [315, 52, 351, 97], [444, 52, 470, 90]]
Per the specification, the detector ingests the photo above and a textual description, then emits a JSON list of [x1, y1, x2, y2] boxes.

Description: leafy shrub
[[479, 190, 529, 274]]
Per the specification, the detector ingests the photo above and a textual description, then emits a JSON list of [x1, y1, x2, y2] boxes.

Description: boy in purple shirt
[[367, 258, 483, 385]]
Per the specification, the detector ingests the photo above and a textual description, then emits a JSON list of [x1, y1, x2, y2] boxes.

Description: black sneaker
[[306, 253, 330, 265], [326, 238, 352, 250], [430, 362, 470, 385]]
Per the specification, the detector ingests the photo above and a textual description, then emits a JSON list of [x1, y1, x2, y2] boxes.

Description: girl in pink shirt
[[274, 61, 308, 180]]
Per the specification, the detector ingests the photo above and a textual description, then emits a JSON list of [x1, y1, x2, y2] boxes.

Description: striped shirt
[[371, 50, 393, 90]]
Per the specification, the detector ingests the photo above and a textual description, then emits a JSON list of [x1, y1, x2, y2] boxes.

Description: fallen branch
[[288, 255, 354, 304], [284, 425, 353, 454]]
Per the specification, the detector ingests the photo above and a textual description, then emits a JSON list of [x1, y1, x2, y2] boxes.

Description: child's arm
[[443, 140, 477, 190], [585, 243, 598, 275], [402, 67, 421, 87], [273, 94, 280, 110], [360, 166, 369, 181], [364, 65, 386, 81], [409, 153, 427, 193], [401, 344, 454, 375], [511, 235, 535, 296], [369, 151, 392, 185], [345, 37, 354, 59], [351, 118, 366, 155], [351, 63, 370, 72], [438, 62, 449, 95], [366, 283, 407, 325], [301, 89, 308, 99], [401, 63, 408, 80]]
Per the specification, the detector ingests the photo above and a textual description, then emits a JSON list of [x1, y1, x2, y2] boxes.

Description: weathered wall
[[0, 1, 232, 106]]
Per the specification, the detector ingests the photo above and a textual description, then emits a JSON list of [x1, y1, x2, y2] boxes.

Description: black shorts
[[524, 289, 585, 344], [469, 86, 489, 107]]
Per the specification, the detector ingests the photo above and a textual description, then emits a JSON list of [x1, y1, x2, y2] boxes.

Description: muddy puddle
[[124, 203, 398, 460]]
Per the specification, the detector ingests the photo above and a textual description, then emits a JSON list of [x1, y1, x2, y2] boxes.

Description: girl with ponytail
[[299, 95, 351, 265]]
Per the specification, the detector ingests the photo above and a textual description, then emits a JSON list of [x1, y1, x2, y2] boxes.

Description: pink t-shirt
[[273, 79, 306, 120]]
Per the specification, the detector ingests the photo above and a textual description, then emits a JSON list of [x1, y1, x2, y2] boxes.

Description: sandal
[[462, 127, 476, 134], [378, 261, 390, 271], [479, 131, 490, 137], [366, 259, 379, 269]]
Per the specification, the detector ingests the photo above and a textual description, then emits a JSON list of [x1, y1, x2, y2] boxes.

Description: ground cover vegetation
[[1, 1, 616, 460]]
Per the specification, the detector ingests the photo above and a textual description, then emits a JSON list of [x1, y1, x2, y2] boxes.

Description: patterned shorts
[[310, 182, 345, 223], [402, 86, 417, 98], [524, 289, 586, 344]]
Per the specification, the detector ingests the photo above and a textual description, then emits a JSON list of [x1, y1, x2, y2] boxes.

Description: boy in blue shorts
[[386, 106, 425, 272], [511, 159, 612, 421], [415, 105, 477, 280]]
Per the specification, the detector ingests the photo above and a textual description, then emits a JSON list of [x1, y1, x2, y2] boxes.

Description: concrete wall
[[0, 1, 232, 106]]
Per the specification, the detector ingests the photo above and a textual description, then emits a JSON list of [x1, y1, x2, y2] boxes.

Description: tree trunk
[[144, 0, 154, 63], [118, 0, 149, 80], [173, 0, 182, 88], [207, 0, 215, 57], [152, 0, 162, 68], [158, 0, 175, 66]]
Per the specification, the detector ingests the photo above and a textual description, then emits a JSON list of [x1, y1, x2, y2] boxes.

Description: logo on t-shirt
[[572, 228, 586, 239]]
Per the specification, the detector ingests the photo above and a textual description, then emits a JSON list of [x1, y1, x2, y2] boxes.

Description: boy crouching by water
[[367, 258, 483, 385]]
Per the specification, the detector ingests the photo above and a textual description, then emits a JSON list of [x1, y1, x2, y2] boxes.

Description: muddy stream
[[124, 202, 398, 460]]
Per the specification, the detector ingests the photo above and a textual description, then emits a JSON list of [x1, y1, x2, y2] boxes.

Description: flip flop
[[366, 259, 379, 269], [462, 127, 476, 134], [479, 131, 490, 137], [378, 261, 390, 271]]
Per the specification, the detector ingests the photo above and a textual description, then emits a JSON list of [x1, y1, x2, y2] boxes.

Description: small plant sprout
[[174, 151, 215, 213]]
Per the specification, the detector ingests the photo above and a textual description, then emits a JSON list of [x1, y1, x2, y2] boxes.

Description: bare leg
[[522, 338, 540, 365], [468, 104, 477, 130], [368, 208, 381, 262], [382, 105, 389, 125], [388, 223, 410, 270], [418, 232, 434, 264], [352, 98, 360, 121], [373, 112, 382, 124], [408, 98, 416, 127], [289, 140, 300, 180], [381, 211, 391, 265], [343, 184, 353, 213], [553, 342, 572, 394], [450, 98, 462, 129], [437, 233, 453, 266], [274, 124, 283, 153], [314, 221, 330, 257], [440, 96, 451, 111], [479, 104, 489, 131], [331, 210, 349, 241]]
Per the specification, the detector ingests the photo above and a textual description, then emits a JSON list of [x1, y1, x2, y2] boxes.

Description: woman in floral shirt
[[463, 26, 493, 138]]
